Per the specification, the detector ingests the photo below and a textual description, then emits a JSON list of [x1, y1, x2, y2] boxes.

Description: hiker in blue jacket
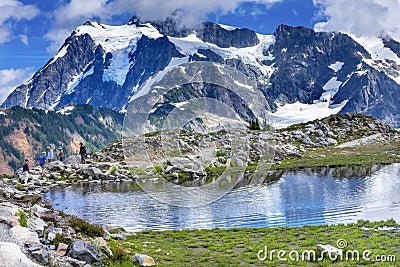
[[39, 152, 46, 176]]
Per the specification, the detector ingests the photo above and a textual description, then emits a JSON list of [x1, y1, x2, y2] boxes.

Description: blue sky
[[0, 0, 399, 104]]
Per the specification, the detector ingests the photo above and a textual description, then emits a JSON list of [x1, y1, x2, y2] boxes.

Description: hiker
[[22, 159, 30, 184], [39, 152, 46, 176], [79, 142, 87, 164], [47, 146, 54, 163], [58, 145, 64, 162]]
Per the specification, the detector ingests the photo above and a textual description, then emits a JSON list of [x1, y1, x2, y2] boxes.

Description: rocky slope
[[2, 18, 400, 127], [0, 186, 149, 266]]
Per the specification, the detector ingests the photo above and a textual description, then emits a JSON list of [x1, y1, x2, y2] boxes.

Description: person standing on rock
[[39, 152, 47, 176], [79, 142, 87, 164], [58, 145, 64, 162], [22, 159, 29, 173], [47, 146, 54, 163], [22, 159, 30, 184]]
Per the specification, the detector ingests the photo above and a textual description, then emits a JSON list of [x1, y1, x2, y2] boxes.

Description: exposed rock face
[[333, 68, 400, 126], [198, 22, 259, 48], [264, 25, 368, 105], [2, 34, 96, 110]]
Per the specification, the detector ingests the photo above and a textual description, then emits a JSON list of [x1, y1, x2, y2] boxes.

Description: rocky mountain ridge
[[2, 18, 400, 127]]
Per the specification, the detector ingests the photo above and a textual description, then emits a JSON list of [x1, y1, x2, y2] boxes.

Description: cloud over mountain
[[314, 0, 400, 40], [0, 0, 40, 44]]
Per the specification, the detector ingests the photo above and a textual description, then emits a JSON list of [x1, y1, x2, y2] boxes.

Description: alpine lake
[[43, 163, 400, 231]]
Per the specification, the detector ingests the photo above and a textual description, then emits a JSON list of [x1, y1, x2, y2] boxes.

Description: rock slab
[[66, 239, 102, 266]]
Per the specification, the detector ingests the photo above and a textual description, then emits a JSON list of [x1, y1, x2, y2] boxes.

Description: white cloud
[[44, 0, 283, 54], [0, 67, 34, 105], [314, 0, 400, 40], [0, 0, 40, 44], [18, 34, 28, 46]]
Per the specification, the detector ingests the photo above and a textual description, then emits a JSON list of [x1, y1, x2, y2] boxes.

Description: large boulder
[[81, 167, 103, 179], [47, 161, 65, 171], [64, 155, 81, 165], [13, 193, 42, 203], [66, 239, 102, 266], [0, 242, 41, 267]]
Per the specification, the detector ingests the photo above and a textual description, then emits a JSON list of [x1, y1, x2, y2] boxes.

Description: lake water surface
[[44, 163, 400, 231]]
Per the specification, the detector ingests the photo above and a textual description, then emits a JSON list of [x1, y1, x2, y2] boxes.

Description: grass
[[271, 141, 400, 170], [102, 220, 400, 266]]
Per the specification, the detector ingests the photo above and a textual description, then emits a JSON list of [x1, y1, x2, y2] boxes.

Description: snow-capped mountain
[[2, 17, 400, 127]]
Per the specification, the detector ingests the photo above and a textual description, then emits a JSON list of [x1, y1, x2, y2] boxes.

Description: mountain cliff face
[[2, 18, 400, 127]]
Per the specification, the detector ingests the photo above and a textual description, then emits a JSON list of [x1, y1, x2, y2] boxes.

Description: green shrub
[[15, 209, 27, 227], [70, 218, 104, 238], [153, 165, 163, 174], [247, 119, 260, 131], [53, 233, 72, 247]]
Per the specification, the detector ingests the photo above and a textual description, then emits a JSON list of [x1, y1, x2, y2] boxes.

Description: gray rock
[[13, 193, 42, 203], [66, 240, 102, 266], [29, 216, 48, 236], [27, 244, 49, 265], [82, 167, 103, 179], [45, 227, 63, 241], [47, 161, 66, 171], [110, 233, 126, 241], [64, 155, 81, 165], [302, 135, 312, 145], [0, 215, 20, 227]]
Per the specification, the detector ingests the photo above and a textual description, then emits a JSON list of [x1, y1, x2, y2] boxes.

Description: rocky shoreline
[[0, 184, 157, 267]]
